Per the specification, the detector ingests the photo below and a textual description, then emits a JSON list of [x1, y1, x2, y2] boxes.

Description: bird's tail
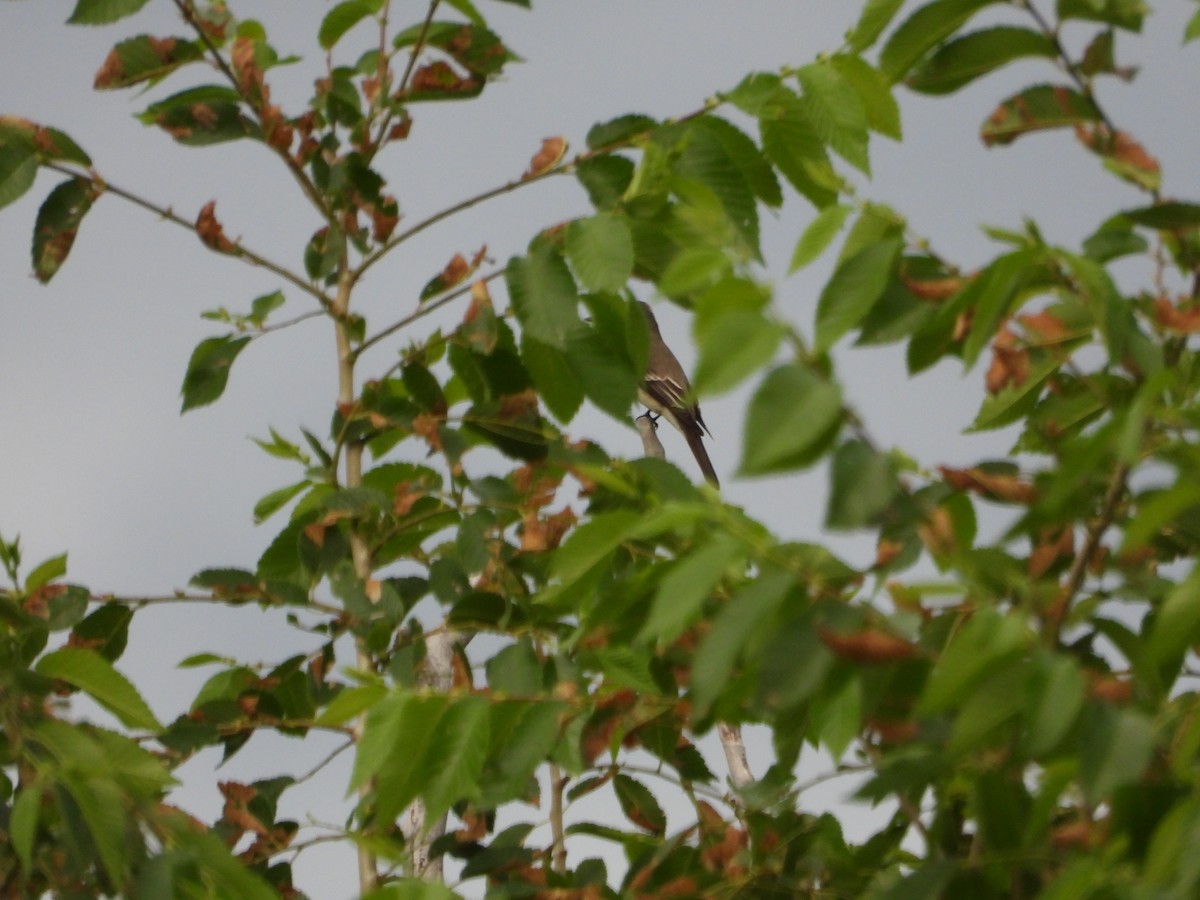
[[685, 427, 720, 489]]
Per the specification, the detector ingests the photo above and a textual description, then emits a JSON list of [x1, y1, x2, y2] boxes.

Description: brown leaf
[[370, 194, 399, 243], [408, 61, 480, 96], [1153, 296, 1200, 333], [985, 326, 1030, 394], [917, 505, 957, 557], [1017, 310, 1071, 344], [939, 465, 1037, 504], [231, 36, 264, 97], [1089, 673, 1132, 704], [260, 104, 293, 153], [521, 512, 548, 552], [412, 413, 443, 451], [874, 538, 903, 569], [818, 626, 915, 664], [900, 271, 965, 302], [195, 200, 236, 253], [523, 136, 567, 180], [1028, 526, 1074, 578]]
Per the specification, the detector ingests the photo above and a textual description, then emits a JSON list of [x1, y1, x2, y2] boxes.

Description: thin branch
[[716, 722, 753, 790], [1047, 460, 1130, 641], [353, 99, 718, 286], [47, 163, 333, 308], [397, 0, 441, 95], [354, 267, 506, 359], [172, 0, 335, 222], [548, 763, 568, 875]]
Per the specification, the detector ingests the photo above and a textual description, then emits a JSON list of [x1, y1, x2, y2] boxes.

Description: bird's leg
[[638, 410, 660, 430]]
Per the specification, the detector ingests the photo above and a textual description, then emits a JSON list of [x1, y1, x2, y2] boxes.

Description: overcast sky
[[1, 1, 1198, 896]]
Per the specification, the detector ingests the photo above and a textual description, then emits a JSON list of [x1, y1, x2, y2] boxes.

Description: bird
[[636, 301, 719, 488]]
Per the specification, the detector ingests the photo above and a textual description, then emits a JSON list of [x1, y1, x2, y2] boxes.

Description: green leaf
[[57, 771, 131, 885], [1057, 0, 1145, 32], [1079, 705, 1155, 804], [815, 238, 902, 352], [847, 0, 906, 52], [0, 141, 38, 211], [613, 774, 666, 835], [139, 86, 257, 145], [1145, 566, 1200, 680], [314, 684, 386, 727], [253, 481, 310, 524], [880, 0, 1003, 83], [319, 0, 376, 50], [1187, 6, 1200, 44], [919, 609, 1026, 714], [690, 572, 793, 720], [968, 353, 1061, 431], [9, 783, 39, 870], [25, 552, 67, 592], [36, 647, 162, 730], [790, 204, 852, 271], [565, 213, 634, 292], [980, 84, 1102, 146], [586, 113, 657, 151], [825, 440, 899, 529], [361, 882, 460, 900], [638, 534, 744, 644], [1121, 201, 1200, 230], [740, 365, 843, 476], [830, 54, 902, 140], [760, 92, 839, 209], [520, 335, 583, 422], [657, 246, 730, 297], [796, 61, 871, 174], [422, 697, 489, 821], [68, 0, 152, 25], [394, 21, 517, 77], [93, 35, 203, 89], [32, 178, 96, 283], [542, 510, 641, 604], [693, 307, 784, 397], [908, 27, 1058, 95], [506, 245, 580, 350], [1021, 652, 1085, 757], [180, 334, 250, 412]]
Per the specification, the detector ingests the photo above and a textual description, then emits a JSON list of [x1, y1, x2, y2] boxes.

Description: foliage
[[3, 0, 1200, 897]]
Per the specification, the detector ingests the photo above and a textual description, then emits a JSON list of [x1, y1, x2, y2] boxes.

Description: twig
[[45, 163, 333, 309], [716, 722, 753, 790], [353, 267, 506, 359]]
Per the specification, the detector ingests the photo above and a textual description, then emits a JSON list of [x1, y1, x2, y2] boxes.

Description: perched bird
[[636, 301, 719, 488]]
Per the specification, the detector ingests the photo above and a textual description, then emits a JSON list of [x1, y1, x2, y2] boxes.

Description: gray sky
[[2, 1, 1198, 895]]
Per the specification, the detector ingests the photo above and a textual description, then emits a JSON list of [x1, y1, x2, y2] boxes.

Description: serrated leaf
[[740, 365, 843, 476], [760, 93, 839, 209], [180, 334, 250, 412], [796, 61, 871, 174], [908, 26, 1058, 95], [565, 213, 633, 292], [613, 774, 666, 835], [32, 178, 96, 283], [815, 238, 901, 352], [506, 245, 580, 350], [139, 86, 257, 145], [394, 21, 517, 77], [36, 647, 162, 731], [68, 0, 153, 25], [10, 784, 39, 869], [830, 54, 902, 139]]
